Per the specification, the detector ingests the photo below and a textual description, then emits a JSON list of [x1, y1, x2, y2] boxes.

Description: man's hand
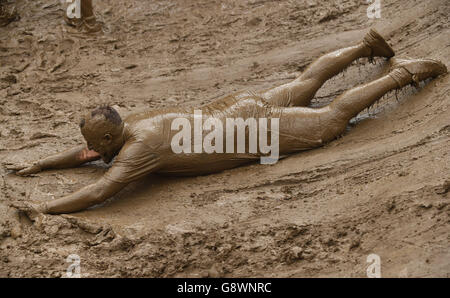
[[4, 161, 42, 176], [4, 145, 102, 178], [9, 200, 48, 219]]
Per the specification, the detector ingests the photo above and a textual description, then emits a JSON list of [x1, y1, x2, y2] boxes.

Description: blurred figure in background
[[63, 0, 102, 33], [0, 0, 18, 27]]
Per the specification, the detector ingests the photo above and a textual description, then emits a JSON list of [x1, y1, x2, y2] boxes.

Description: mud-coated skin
[[10, 30, 447, 215]]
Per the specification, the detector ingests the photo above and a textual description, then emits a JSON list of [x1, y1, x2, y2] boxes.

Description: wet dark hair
[[80, 105, 122, 128]]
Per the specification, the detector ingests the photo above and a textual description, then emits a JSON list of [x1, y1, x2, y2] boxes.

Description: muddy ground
[[0, 0, 449, 277]]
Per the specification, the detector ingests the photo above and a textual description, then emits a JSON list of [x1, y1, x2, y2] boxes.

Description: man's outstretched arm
[[11, 145, 101, 176], [44, 177, 126, 214], [11, 142, 160, 215]]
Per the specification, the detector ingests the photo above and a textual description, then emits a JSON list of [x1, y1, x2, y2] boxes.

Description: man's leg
[[81, 0, 94, 18], [262, 29, 395, 107], [81, 0, 102, 32], [277, 58, 447, 150]]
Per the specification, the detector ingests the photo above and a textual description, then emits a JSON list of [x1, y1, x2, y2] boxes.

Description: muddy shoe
[[0, 4, 18, 27], [363, 29, 395, 59], [65, 16, 102, 34], [82, 16, 102, 33], [389, 58, 447, 88], [64, 15, 83, 27]]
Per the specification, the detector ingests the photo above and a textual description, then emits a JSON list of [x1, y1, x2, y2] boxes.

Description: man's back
[[110, 91, 275, 179]]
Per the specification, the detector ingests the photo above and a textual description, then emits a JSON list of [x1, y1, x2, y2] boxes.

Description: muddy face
[[80, 113, 124, 163], [81, 126, 114, 163]]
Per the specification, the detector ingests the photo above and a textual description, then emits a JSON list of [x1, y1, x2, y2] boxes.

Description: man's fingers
[[3, 161, 41, 176], [8, 200, 44, 220], [16, 164, 40, 176], [16, 167, 33, 176], [8, 200, 32, 212], [3, 163, 28, 171]]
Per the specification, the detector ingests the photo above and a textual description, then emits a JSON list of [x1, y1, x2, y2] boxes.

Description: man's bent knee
[[318, 107, 348, 142]]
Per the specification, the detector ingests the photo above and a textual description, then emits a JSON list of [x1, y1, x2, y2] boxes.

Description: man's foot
[[64, 15, 83, 27], [0, 3, 18, 27], [82, 16, 102, 33], [363, 29, 395, 60], [389, 58, 447, 88], [65, 16, 102, 34]]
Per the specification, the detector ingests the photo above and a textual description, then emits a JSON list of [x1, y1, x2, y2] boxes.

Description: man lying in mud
[[8, 29, 447, 215]]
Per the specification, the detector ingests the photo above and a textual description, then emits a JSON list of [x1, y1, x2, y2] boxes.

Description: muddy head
[[79, 106, 125, 163]]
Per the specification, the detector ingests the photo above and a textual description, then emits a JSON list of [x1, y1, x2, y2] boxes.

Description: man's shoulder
[[124, 119, 165, 150], [120, 139, 156, 157], [105, 140, 162, 184]]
